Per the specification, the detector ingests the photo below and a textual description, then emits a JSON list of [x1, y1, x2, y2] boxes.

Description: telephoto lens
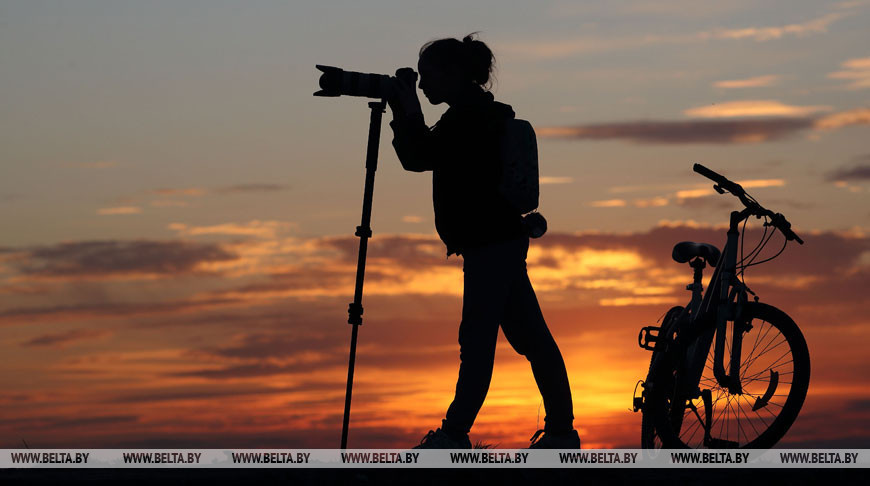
[[314, 65, 416, 99]]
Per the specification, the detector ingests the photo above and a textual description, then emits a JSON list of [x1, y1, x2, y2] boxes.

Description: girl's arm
[[389, 113, 440, 172], [388, 78, 439, 172]]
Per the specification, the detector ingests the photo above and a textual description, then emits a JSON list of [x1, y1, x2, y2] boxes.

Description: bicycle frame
[[677, 208, 756, 403]]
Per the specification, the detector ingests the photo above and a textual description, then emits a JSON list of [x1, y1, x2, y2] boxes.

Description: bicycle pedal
[[638, 326, 662, 351]]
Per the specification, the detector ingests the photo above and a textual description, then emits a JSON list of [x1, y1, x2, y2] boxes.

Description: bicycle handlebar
[[693, 163, 744, 196], [693, 163, 804, 245]]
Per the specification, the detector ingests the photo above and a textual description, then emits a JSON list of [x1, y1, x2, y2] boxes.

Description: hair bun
[[419, 33, 496, 90]]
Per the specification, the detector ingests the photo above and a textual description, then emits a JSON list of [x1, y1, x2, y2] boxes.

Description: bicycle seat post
[[687, 258, 705, 313]]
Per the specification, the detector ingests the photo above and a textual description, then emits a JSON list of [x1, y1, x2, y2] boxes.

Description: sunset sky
[[1, 0, 869, 449]]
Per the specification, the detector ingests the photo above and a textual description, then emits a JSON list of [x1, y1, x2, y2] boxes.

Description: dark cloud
[[207, 333, 340, 360], [0, 284, 49, 295], [827, 163, 870, 181], [214, 268, 356, 296], [213, 183, 289, 194], [12, 240, 237, 279], [674, 196, 734, 210], [540, 118, 814, 144], [318, 235, 459, 269], [0, 297, 239, 326], [675, 196, 813, 211], [179, 337, 460, 381], [22, 328, 111, 348], [846, 399, 870, 413], [108, 383, 342, 404], [150, 187, 203, 196], [172, 361, 345, 380], [539, 225, 869, 277], [0, 393, 32, 404], [0, 414, 139, 430]]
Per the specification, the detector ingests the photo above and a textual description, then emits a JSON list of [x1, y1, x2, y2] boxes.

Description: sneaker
[[412, 428, 472, 449], [528, 429, 581, 449]]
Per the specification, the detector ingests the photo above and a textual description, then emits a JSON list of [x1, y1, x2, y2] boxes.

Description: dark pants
[[444, 237, 574, 436]]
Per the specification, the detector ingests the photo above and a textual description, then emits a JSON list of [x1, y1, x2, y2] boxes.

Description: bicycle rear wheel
[[640, 306, 684, 449], [648, 302, 810, 448]]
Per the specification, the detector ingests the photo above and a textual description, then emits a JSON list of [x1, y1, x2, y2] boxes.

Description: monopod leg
[[340, 100, 386, 449]]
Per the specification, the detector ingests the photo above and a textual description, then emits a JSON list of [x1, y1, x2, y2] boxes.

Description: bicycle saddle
[[672, 241, 721, 267]]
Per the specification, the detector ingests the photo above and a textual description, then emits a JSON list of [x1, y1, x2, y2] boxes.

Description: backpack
[[498, 119, 547, 238], [498, 119, 539, 214]]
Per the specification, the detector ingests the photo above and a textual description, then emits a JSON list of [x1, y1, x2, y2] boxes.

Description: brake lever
[[768, 212, 805, 245], [713, 184, 726, 194]]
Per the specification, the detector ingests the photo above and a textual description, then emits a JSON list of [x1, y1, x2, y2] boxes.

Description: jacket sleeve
[[389, 113, 440, 172]]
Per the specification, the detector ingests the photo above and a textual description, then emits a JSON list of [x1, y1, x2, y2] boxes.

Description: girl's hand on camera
[[388, 77, 423, 119]]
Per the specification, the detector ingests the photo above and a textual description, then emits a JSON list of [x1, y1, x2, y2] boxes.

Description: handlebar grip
[[693, 163, 725, 184], [694, 163, 744, 196]]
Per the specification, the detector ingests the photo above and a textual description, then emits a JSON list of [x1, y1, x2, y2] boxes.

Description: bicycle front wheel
[[650, 302, 810, 448]]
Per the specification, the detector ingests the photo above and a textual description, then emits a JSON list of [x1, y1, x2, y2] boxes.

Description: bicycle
[[633, 163, 810, 449]]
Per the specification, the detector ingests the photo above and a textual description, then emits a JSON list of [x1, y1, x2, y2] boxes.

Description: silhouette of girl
[[388, 33, 579, 449]]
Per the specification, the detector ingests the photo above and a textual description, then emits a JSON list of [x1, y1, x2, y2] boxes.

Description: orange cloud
[[814, 107, 870, 129], [150, 200, 189, 208], [632, 197, 669, 208], [503, 12, 849, 59], [684, 100, 831, 118], [540, 176, 574, 184], [97, 206, 142, 215], [709, 12, 846, 41], [169, 220, 295, 239], [828, 56, 870, 90], [588, 199, 627, 207], [713, 75, 781, 89], [675, 179, 785, 199]]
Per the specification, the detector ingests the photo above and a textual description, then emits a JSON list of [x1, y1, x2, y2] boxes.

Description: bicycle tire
[[640, 305, 685, 449], [646, 302, 810, 449]]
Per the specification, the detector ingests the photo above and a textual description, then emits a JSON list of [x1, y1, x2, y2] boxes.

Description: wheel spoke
[[743, 321, 775, 371], [741, 338, 788, 377], [741, 323, 780, 375]]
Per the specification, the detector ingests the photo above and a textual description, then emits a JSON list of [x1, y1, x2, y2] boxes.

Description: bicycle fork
[[712, 210, 753, 394]]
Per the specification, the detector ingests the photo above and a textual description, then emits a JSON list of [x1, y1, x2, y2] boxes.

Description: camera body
[[314, 65, 418, 99]]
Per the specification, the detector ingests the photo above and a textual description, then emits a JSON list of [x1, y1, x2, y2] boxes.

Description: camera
[[314, 65, 418, 99], [522, 212, 547, 239]]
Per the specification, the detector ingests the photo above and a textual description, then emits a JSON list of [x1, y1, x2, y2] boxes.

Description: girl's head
[[417, 33, 495, 105]]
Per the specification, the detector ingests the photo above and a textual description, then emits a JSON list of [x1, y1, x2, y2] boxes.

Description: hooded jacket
[[390, 87, 525, 256]]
